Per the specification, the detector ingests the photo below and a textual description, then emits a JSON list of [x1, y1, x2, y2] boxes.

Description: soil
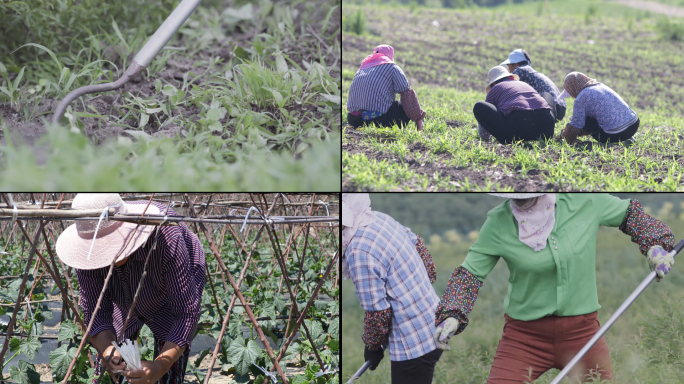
[[0, 1, 340, 150], [343, 123, 684, 191]]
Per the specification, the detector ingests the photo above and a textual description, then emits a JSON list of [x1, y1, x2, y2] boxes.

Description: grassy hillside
[[342, 196, 684, 383], [342, 1, 684, 191]]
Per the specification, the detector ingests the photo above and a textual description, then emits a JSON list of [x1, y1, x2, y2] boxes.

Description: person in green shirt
[[432, 193, 676, 383]]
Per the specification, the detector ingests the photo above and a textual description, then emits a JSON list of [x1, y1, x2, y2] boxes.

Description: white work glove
[[433, 318, 460, 351], [647, 245, 676, 282]]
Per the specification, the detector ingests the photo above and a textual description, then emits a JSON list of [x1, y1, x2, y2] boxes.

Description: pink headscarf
[[359, 45, 395, 70], [510, 194, 557, 252]]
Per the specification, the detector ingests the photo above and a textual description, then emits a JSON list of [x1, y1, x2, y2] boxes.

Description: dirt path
[[610, 0, 684, 17]]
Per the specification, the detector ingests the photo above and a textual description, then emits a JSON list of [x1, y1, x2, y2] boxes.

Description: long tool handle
[[347, 360, 372, 383], [550, 239, 684, 384], [347, 345, 385, 383], [132, 0, 204, 67]]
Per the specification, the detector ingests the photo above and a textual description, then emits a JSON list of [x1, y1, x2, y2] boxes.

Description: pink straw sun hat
[[56, 194, 161, 270]]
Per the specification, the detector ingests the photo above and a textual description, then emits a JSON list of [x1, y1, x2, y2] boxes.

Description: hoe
[[550, 239, 684, 383], [51, 0, 203, 125]]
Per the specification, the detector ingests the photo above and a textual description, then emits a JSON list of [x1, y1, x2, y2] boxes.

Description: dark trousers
[[556, 104, 566, 122], [473, 92, 556, 144], [391, 348, 443, 384], [582, 117, 639, 143], [347, 101, 411, 128]]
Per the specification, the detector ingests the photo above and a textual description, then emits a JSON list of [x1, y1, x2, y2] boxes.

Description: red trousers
[[488, 312, 613, 383]]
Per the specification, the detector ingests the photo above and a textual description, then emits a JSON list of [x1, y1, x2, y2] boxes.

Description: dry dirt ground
[[610, 0, 684, 17]]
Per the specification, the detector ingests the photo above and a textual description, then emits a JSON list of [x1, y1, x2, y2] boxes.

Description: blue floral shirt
[[569, 83, 638, 133], [512, 65, 566, 108]]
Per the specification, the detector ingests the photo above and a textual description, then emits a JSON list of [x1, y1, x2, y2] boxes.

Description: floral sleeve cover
[[434, 266, 483, 335], [415, 235, 437, 284], [619, 199, 675, 255], [363, 308, 392, 351], [400, 88, 426, 122]]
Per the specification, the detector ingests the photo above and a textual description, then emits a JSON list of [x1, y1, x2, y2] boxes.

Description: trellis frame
[[0, 193, 339, 384]]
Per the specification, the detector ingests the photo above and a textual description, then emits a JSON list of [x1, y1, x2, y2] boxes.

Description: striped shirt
[[486, 79, 551, 116], [346, 63, 411, 114], [345, 211, 439, 361], [77, 201, 206, 350], [512, 65, 566, 108], [569, 83, 638, 134]]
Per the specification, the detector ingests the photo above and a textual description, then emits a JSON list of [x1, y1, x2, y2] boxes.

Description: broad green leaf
[[273, 296, 287, 313], [50, 344, 78, 382], [328, 318, 339, 339], [227, 339, 261, 375], [19, 336, 41, 360], [9, 361, 40, 384], [304, 319, 323, 340], [0, 61, 6, 76], [223, 4, 254, 24], [58, 319, 80, 342], [228, 313, 242, 339], [10, 337, 22, 352], [320, 93, 341, 104], [275, 52, 288, 74], [138, 113, 150, 129], [162, 84, 178, 96], [125, 130, 153, 142]]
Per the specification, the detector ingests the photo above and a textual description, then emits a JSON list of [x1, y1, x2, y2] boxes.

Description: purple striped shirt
[[77, 201, 206, 350], [485, 79, 550, 116]]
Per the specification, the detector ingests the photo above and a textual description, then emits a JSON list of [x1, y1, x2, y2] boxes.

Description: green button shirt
[[462, 193, 630, 321]]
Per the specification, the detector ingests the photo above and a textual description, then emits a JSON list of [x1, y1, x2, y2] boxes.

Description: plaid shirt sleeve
[[348, 249, 390, 312]]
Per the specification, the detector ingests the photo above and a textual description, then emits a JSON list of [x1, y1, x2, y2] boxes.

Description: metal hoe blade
[[550, 239, 684, 384], [51, 0, 204, 125]]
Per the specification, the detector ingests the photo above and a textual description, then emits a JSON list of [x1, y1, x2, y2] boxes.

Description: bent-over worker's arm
[[348, 249, 392, 351]]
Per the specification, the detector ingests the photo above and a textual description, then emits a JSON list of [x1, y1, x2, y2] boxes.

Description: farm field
[[0, 193, 339, 384], [342, 0, 684, 191], [0, 0, 341, 190], [342, 194, 684, 383]]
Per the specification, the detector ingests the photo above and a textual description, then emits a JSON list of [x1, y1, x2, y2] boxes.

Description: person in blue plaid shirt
[[342, 193, 442, 384]]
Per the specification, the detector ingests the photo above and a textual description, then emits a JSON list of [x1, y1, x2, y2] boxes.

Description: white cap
[[500, 49, 529, 66]]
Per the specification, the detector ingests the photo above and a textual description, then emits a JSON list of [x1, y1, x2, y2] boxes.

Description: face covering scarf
[[510, 194, 557, 252], [341, 193, 377, 280]]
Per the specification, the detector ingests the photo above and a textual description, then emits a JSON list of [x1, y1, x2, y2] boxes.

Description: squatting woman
[[560, 72, 639, 145], [342, 193, 441, 384], [473, 66, 556, 144], [433, 193, 675, 383], [502, 49, 566, 121], [346, 45, 426, 130]]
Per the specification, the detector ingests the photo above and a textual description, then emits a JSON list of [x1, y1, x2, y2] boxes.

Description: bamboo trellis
[[0, 193, 340, 384]]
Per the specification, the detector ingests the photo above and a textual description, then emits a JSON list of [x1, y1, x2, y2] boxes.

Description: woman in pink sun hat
[[346, 44, 427, 130], [56, 193, 205, 384]]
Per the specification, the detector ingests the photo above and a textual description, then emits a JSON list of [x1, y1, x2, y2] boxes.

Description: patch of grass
[[0, 0, 341, 190], [343, 9, 366, 35], [655, 16, 684, 41]]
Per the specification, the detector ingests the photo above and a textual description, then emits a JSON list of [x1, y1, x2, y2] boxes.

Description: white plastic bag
[[111, 339, 142, 371]]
